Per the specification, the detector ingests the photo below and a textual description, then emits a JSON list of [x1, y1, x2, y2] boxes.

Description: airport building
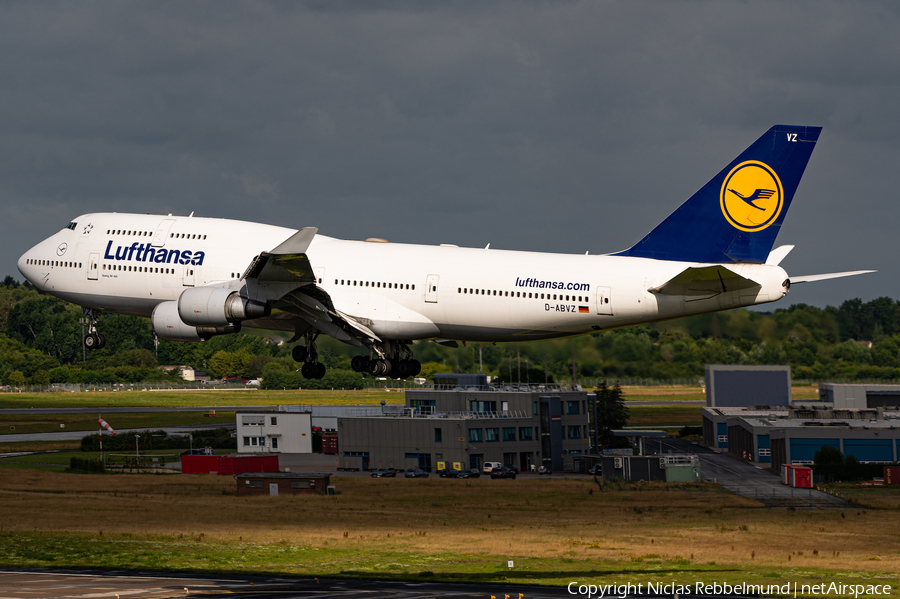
[[705, 364, 792, 408], [702, 378, 900, 469], [338, 385, 592, 472], [236, 410, 313, 454]]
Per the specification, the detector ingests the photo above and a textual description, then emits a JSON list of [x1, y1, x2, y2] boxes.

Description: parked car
[[455, 469, 481, 479], [404, 468, 429, 478], [482, 461, 503, 473], [587, 464, 602, 476], [370, 468, 397, 478], [490, 466, 517, 479], [437, 468, 461, 478]]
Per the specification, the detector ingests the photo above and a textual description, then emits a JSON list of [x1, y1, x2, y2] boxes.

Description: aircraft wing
[[242, 227, 376, 346], [243, 227, 318, 284], [789, 270, 876, 284], [649, 265, 760, 296]]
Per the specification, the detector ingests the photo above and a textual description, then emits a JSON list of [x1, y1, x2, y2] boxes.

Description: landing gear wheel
[[84, 333, 99, 350], [301, 362, 317, 379], [409, 359, 421, 377], [351, 355, 370, 373], [315, 362, 327, 379], [292, 345, 308, 363], [396, 360, 413, 379], [368, 359, 391, 376], [96, 333, 107, 350]]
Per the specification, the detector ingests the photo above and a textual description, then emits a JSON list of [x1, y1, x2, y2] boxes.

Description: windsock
[[98, 417, 117, 435]]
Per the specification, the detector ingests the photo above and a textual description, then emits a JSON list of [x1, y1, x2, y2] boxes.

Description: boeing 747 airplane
[[17, 125, 873, 380]]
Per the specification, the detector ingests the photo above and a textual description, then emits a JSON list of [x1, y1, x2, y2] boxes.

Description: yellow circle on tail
[[719, 160, 783, 232]]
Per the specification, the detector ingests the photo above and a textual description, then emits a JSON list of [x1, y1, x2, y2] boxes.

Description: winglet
[[271, 227, 318, 255]]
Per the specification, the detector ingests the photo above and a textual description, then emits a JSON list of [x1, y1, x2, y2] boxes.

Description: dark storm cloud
[[1, 1, 898, 307]]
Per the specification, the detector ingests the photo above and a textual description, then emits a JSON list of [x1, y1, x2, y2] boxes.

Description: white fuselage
[[18, 213, 789, 343]]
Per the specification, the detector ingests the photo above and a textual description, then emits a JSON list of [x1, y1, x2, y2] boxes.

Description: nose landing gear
[[82, 308, 106, 350]]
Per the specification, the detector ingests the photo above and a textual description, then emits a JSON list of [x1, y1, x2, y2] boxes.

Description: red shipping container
[[790, 466, 812, 488], [322, 434, 339, 455], [885, 466, 900, 485], [231, 455, 279, 475], [181, 455, 219, 474], [182, 455, 278, 475]]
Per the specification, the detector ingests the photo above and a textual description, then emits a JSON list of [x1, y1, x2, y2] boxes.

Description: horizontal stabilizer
[[766, 245, 794, 266], [789, 270, 876, 284], [650, 265, 760, 296]]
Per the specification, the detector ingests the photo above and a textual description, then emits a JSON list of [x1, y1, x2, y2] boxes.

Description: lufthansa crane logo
[[719, 160, 783, 232]]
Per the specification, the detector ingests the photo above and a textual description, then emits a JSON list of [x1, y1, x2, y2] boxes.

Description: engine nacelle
[[177, 286, 270, 327], [152, 301, 239, 342]]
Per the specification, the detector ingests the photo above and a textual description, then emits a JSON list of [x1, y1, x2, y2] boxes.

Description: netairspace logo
[[567, 581, 893, 598]]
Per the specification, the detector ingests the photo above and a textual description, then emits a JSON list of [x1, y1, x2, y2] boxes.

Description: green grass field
[[0, 388, 405, 409], [0, 383, 819, 410], [625, 406, 701, 427], [0, 472, 897, 592]]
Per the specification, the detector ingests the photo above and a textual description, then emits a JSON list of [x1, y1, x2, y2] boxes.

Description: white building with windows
[[236, 410, 312, 454]]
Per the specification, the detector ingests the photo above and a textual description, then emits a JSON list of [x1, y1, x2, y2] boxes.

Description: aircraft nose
[[17, 251, 28, 280], [17, 239, 45, 284]]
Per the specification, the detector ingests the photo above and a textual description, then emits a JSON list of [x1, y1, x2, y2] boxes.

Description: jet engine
[[151, 301, 238, 342], [177, 286, 270, 327]]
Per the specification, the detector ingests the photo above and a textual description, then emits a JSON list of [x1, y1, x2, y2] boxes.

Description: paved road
[[0, 423, 233, 443], [0, 569, 583, 599], [658, 438, 850, 509]]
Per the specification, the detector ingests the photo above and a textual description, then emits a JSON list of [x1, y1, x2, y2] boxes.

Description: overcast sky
[[1, 1, 897, 309]]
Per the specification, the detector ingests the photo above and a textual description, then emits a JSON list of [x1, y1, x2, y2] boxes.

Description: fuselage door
[[596, 286, 613, 315], [152, 219, 176, 248], [183, 264, 195, 287], [87, 252, 100, 281], [425, 274, 439, 303]]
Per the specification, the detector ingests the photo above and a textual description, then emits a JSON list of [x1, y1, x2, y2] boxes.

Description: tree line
[[2, 275, 900, 386]]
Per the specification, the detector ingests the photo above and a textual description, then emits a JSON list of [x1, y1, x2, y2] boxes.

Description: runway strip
[[0, 568, 580, 599]]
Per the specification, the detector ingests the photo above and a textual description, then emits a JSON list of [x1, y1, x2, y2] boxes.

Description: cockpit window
[[63, 222, 77, 231]]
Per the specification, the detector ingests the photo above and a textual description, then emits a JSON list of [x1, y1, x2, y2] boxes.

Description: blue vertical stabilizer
[[615, 125, 821, 263]]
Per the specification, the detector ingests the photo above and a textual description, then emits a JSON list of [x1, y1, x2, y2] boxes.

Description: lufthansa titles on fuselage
[[514, 277, 590, 292], [103, 240, 205, 266]]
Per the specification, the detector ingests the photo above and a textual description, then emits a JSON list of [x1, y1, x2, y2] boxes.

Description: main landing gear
[[350, 342, 421, 379], [82, 308, 106, 350], [292, 333, 327, 380]]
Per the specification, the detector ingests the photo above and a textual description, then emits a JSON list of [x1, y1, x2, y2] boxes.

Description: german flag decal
[[578, 306, 590, 313]]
